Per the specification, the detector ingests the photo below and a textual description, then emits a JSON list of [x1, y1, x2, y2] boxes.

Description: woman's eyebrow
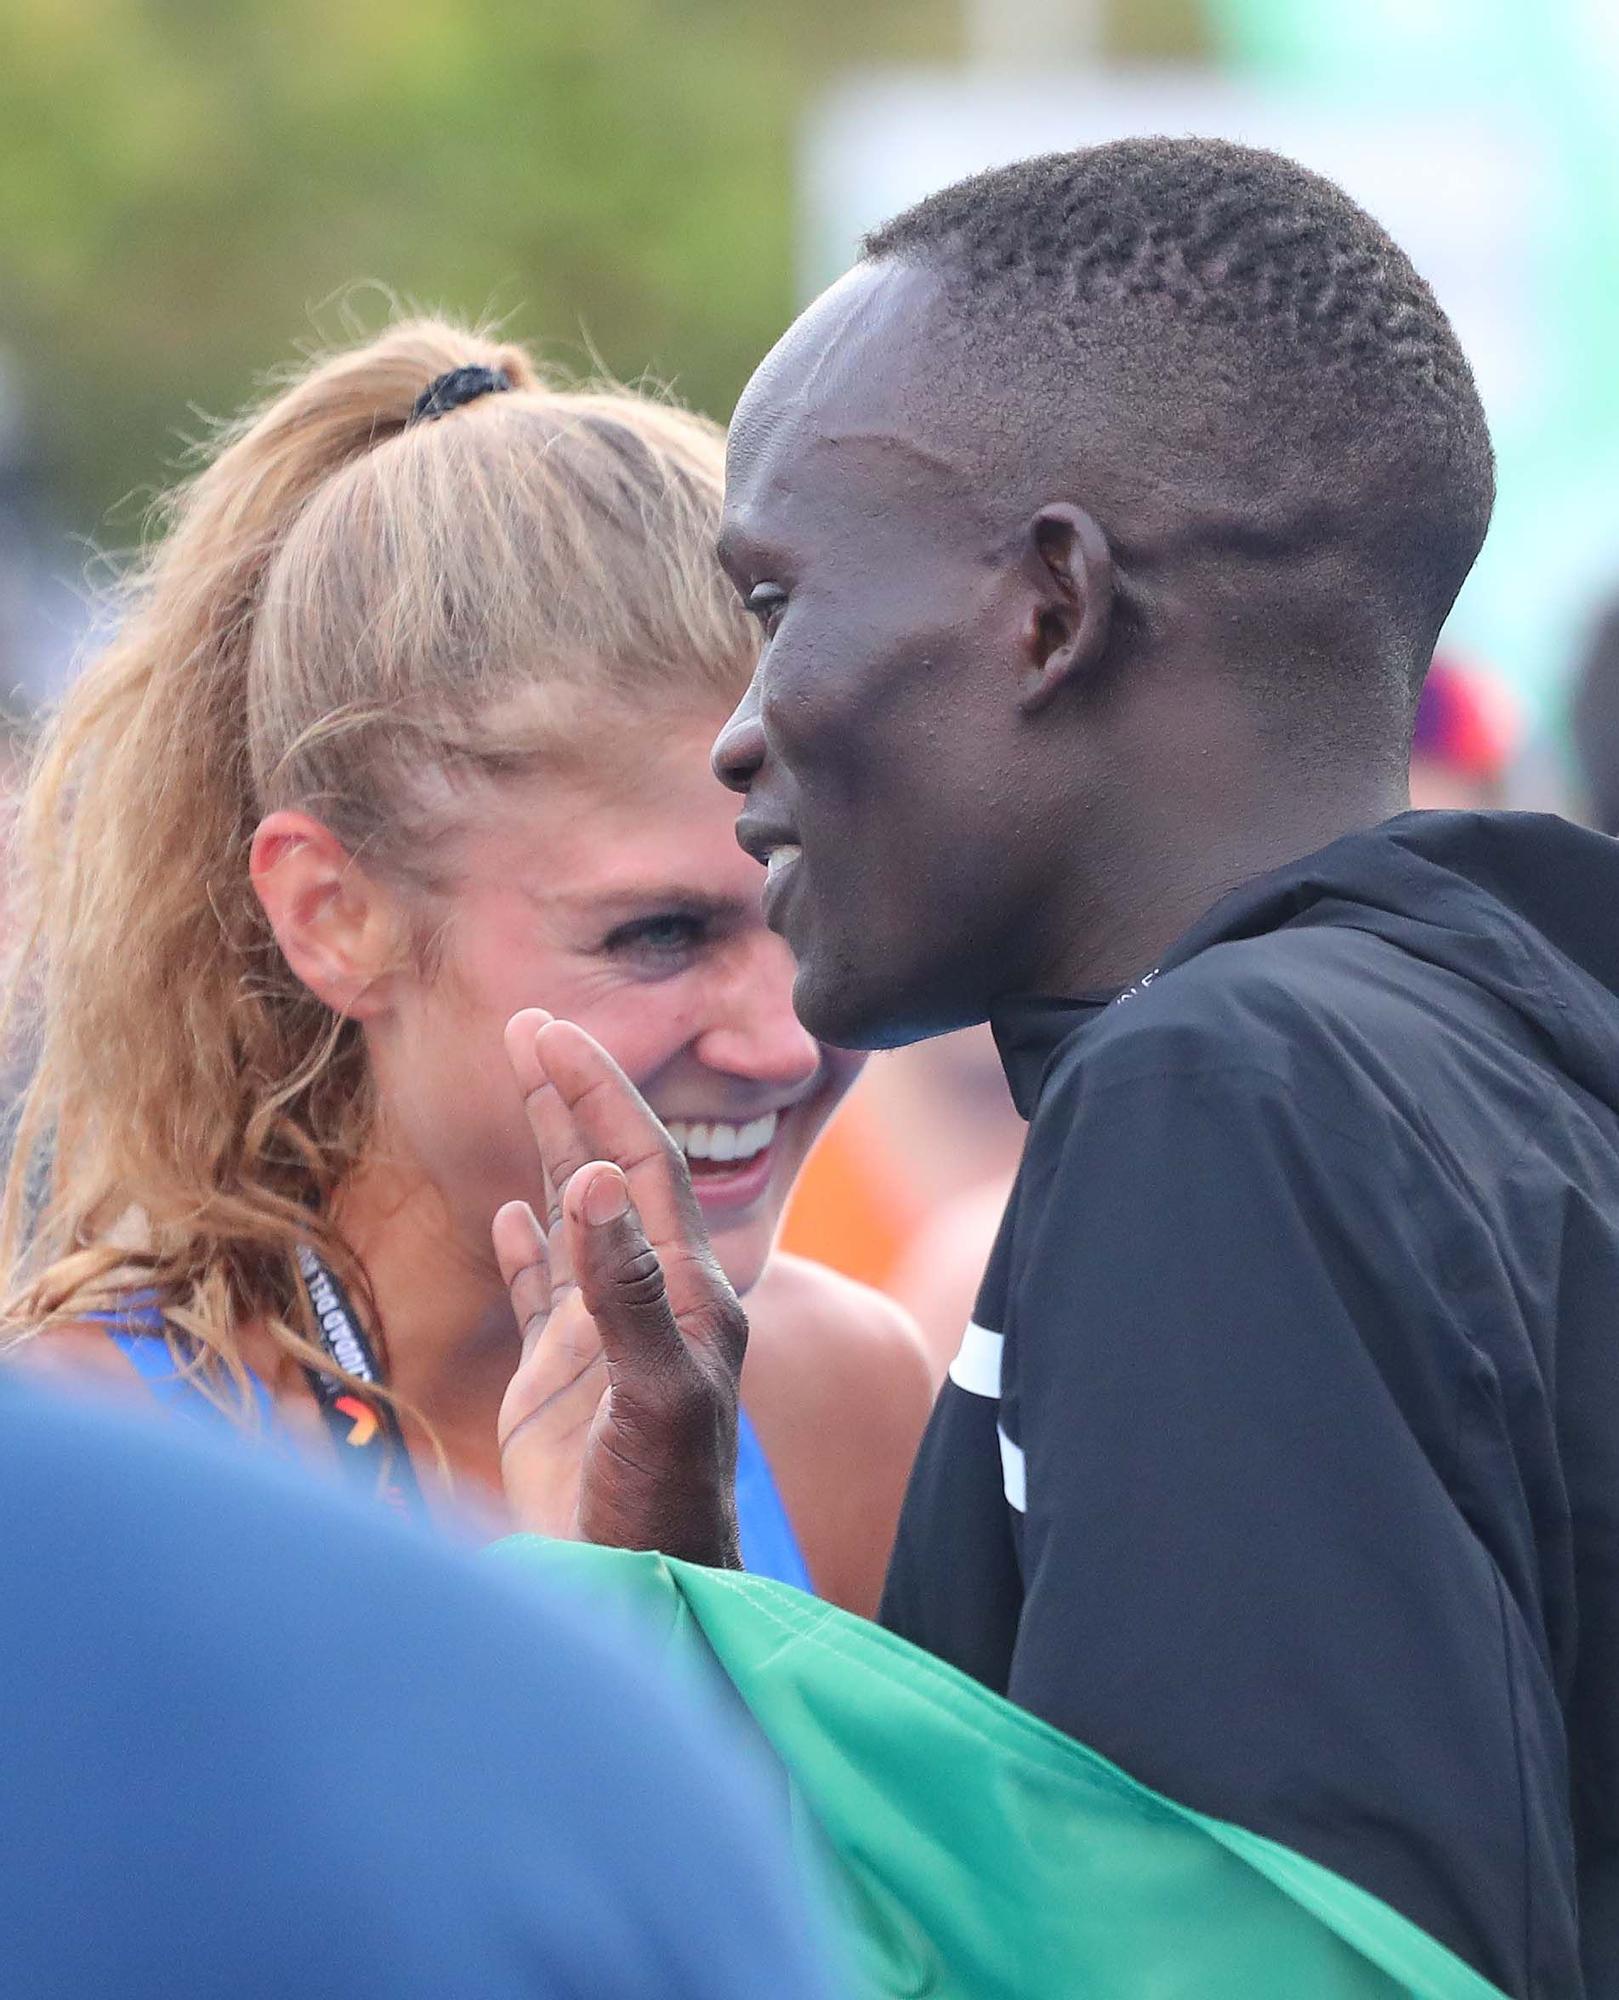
[[552, 887, 752, 922]]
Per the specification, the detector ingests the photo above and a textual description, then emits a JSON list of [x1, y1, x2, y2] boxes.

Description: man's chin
[[792, 958, 940, 1054]]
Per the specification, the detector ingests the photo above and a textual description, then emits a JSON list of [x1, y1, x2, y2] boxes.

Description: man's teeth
[[664, 1111, 779, 1166], [765, 844, 801, 878]]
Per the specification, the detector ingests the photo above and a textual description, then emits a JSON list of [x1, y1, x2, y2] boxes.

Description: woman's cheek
[[707, 1212, 774, 1299]]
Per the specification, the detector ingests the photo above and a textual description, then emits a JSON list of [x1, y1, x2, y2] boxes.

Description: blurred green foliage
[[0, 0, 1199, 539]]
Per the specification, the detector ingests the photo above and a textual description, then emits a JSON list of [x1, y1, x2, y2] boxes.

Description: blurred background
[[5, 0, 1619, 1357]]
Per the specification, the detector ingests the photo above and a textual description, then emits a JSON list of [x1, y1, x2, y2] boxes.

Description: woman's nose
[[691, 932, 821, 1087]]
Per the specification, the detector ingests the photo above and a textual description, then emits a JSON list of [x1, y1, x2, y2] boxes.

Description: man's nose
[[712, 681, 765, 796]]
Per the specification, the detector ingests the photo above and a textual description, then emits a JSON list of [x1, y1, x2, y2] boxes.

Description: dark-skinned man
[[497, 140, 1617, 1999]]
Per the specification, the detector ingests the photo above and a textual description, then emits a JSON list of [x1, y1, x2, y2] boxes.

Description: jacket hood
[[994, 812, 1619, 1117]]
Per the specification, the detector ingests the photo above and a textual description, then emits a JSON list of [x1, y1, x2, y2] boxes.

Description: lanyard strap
[[296, 1244, 427, 1519]]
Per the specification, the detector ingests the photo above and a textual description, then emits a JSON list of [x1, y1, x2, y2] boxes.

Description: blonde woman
[[5, 322, 933, 1616]]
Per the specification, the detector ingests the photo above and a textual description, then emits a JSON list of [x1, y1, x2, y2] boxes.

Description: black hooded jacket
[[880, 812, 1619, 2000]]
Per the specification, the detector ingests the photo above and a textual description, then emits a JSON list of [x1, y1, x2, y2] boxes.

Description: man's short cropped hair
[[866, 138, 1495, 694]]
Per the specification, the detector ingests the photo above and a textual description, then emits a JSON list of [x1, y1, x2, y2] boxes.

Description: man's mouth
[[735, 811, 799, 870], [663, 1111, 782, 1214], [759, 840, 803, 928]]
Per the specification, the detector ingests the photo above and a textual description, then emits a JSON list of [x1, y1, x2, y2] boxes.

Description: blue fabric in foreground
[[0, 1376, 832, 2000], [100, 1313, 817, 1593]]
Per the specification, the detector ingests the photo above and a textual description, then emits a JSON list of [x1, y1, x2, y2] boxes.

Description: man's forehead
[[724, 261, 974, 544], [736, 262, 937, 426]]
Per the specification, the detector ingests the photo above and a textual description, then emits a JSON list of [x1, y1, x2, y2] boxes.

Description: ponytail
[[0, 321, 540, 1404], [0, 315, 751, 1420]]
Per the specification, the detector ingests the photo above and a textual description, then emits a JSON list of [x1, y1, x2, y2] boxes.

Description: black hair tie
[[408, 364, 513, 426]]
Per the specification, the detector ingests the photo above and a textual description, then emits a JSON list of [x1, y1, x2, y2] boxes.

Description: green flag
[[491, 1538, 1507, 1999]]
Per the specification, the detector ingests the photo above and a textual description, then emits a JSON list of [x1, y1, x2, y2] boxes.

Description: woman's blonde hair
[[0, 316, 755, 1408]]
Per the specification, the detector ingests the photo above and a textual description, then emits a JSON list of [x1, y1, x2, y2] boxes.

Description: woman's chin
[[704, 1212, 773, 1301], [683, 1095, 839, 1301]]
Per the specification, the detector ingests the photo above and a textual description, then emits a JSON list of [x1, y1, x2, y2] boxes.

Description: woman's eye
[[744, 583, 787, 636], [601, 913, 708, 968]]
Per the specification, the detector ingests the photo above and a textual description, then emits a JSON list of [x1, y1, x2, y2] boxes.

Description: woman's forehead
[[458, 725, 756, 901]]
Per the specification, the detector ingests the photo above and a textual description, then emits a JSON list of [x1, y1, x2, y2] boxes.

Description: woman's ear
[[1017, 503, 1115, 716], [249, 811, 405, 1020]]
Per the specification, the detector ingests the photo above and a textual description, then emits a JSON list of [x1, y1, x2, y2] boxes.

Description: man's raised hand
[[493, 1009, 746, 1568]]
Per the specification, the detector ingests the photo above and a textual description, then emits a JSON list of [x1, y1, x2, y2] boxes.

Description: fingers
[[491, 1200, 552, 1359], [501, 1006, 554, 1106], [531, 1021, 683, 1192], [503, 1010, 576, 1301], [505, 1009, 593, 1197], [523, 1020, 721, 1315], [567, 1159, 749, 1392], [565, 1164, 690, 1386], [528, 1162, 747, 1570], [505, 1009, 713, 1306]]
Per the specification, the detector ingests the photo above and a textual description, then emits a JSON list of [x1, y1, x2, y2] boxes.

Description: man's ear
[[1017, 503, 1114, 716], [249, 811, 406, 1021]]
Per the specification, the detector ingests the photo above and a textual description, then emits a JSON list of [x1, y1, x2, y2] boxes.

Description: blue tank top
[[102, 1317, 815, 1593]]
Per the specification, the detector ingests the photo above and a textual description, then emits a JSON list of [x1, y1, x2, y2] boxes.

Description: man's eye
[[744, 583, 787, 635], [601, 913, 708, 967]]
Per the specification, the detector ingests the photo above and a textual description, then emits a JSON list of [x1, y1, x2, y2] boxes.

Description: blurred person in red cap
[[1409, 650, 1518, 811]]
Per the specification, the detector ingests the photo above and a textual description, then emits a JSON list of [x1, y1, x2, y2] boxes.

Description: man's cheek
[[787, 628, 910, 752]]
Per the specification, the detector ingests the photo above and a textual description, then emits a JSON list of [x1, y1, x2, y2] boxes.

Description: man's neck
[[1037, 756, 1408, 997]]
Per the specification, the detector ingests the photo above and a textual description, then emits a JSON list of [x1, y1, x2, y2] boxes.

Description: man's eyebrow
[[716, 517, 792, 580], [714, 524, 751, 576], [821, 426, 961, 481]]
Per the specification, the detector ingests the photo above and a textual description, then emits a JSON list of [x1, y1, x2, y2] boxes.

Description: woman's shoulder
[[746, 1252, 931, 1387], [7, 1320, 151, 1392], [742, 1253, 935, 1462], [742, 1253, 936, 1619], [8, 1314, 325, 1456]]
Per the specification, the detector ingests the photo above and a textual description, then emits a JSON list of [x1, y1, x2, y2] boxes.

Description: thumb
[[565, 1163, 689, 1390]]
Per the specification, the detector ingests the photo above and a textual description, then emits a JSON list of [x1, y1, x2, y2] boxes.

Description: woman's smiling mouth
[[663, 1112, 782, 1213]]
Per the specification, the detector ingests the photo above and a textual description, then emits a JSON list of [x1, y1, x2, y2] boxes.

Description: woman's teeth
[[765, 844, 801, 878], [663, 1111, 779, 1167]]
